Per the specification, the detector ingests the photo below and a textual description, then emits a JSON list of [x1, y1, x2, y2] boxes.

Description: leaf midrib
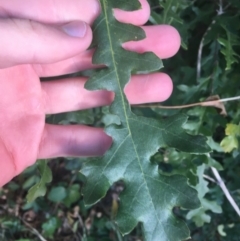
[[102, 1, 165, 238]]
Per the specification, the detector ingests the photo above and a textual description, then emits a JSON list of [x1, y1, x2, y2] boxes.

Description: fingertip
[[99, 131, 113, 156], [61, 21, 87, 38], [156, 72, 173, 101], [38, 125, 113, 159], [125, 73, 173, 104], [90, 0, 102, 24], [58, 21, 93, 55], [113, 0, 150, 26], [0, 0, 101, 25], [155, 25, 181, 58], [0, 19, 93, 68], [122, 25, 181, 59], [143, 25, 181, 59]]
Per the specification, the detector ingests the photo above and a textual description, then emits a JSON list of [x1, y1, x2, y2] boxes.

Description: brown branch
[[134, 95, 240, 116]]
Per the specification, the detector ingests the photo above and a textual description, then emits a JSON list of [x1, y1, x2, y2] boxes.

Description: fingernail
[[62, 21, 87, 38]]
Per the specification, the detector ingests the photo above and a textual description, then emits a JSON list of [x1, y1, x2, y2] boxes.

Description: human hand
[[0, 0, 180, 187]]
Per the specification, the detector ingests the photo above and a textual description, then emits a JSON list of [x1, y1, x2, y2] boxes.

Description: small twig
[[77, 214, 86, 238], [21, 218, 48, 241], [134, 95, 240, 110], [203, 174, 217, 183], [217, 0, 224, 15], [220, 96, 240, 102], [196, 0, 225, 81], [202, 155, 240, 217], [197, 19, 216, 80], [211, 166, 240, 217], [209, 38, 220, 94]]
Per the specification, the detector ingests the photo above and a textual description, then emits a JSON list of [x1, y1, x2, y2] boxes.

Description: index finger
[[0, 0, 101, 25]]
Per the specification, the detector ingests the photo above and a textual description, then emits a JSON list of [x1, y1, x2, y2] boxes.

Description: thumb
[[0, 18, 92, 68]]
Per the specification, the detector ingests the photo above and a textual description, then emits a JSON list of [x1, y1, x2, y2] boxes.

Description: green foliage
[[186, 164, 222, 227], [63, 184, 81, 207], [150, 0, 192, 49], [42, 217, 61, 239], [221, 124, 240, 152], [47, 186, 67, 203], [152, 0, 190, 25], [149, 0, 240, 240], [26, 160, 52, 202], [218, 29, 240, 70], [80, 1, 210, 240]]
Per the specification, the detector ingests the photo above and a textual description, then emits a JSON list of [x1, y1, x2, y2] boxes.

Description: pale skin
[[0, 0, 181, 187]]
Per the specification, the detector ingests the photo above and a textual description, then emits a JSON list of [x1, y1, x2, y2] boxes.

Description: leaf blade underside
[[81, 1, 210, 240]]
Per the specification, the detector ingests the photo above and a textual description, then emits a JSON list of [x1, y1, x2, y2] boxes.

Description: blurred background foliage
[[1, 0, 240, 240]]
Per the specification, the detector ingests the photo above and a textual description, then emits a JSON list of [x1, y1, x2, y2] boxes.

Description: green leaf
[[218, 29, 240, 70], [220, 123, 240, 152], [80, 1, 210, 241], [26, 160, 52, 202], [22, 175, 39, 190], [63, 184, 81, 207], [42, 217, 61, 238], [153, 0, 190, 25], [47, 186, 67, 203], [221, 136, 238, 153], [186, 164, 222, 227], [225, 123, 240, 136], [150, 0, 192, 50]]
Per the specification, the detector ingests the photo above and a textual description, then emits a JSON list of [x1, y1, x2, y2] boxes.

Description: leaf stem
[[196, 0, 225, 81], [203, 174, 217, 183], [210, 166, 240, 217], [220, 96, 240, 102], [134, 95, 240, 110], [196, 18, 216, 81]]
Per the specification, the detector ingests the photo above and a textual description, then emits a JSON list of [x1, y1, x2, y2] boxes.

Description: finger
[[113, 0, 150, 26], [41, 73, 172, 114], [36, 25, 180, 77], [123, 25, 181, 59], [0, 0, 101, 25], [38, 124, 112, 159], [34, 49, 95, 78], [41, 77, 114, 114], [0, 19, 92, 68], [124, 73, 173, 104]]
